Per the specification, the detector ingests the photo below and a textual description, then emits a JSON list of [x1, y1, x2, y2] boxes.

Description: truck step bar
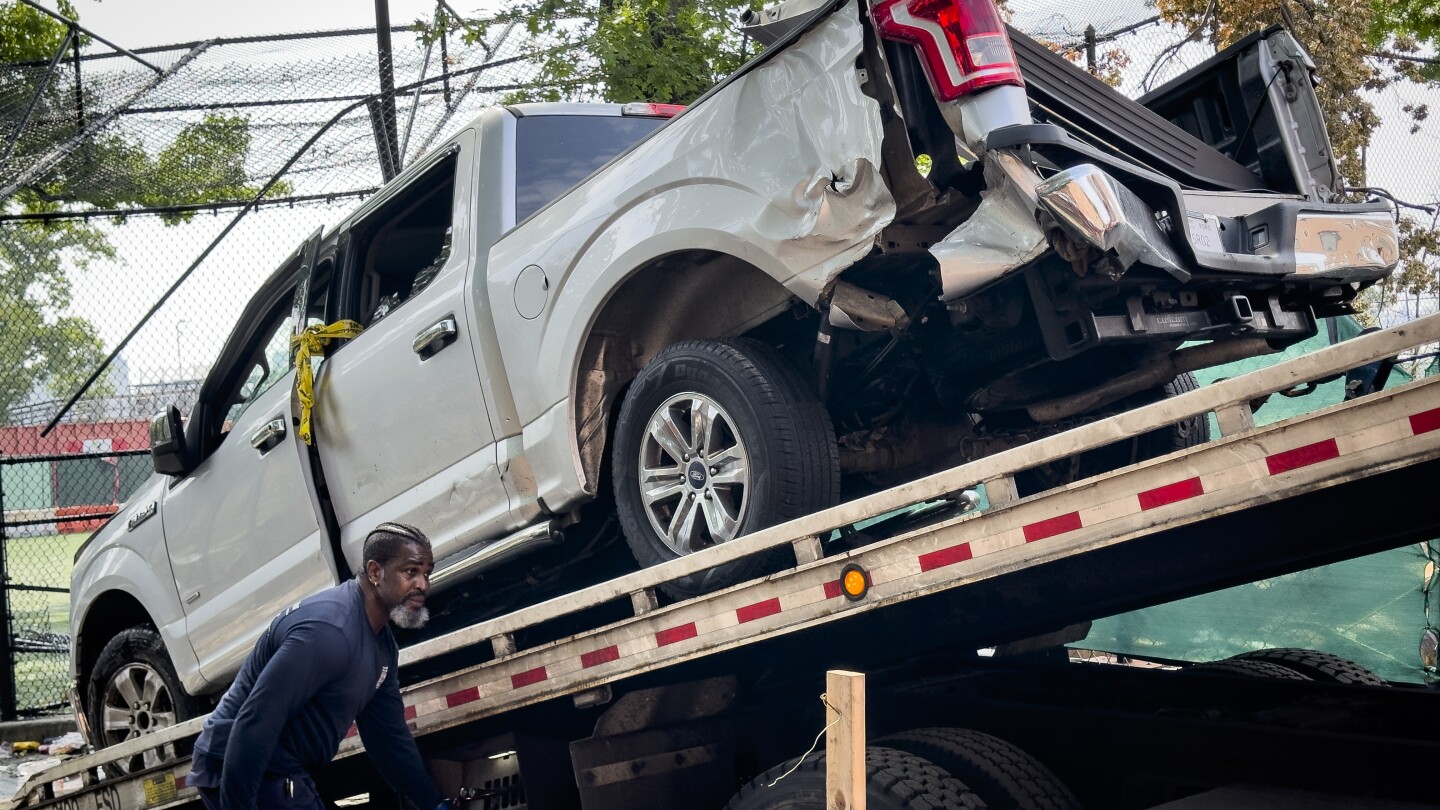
[[11, 312, 1440, 810]]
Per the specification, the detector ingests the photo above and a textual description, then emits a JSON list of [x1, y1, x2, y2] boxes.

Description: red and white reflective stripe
[[1138, 477, 1204, 510], [1266, 439, 1339, 475], [1410, 406, 1440, 435], [370, 388, 1440, 740]]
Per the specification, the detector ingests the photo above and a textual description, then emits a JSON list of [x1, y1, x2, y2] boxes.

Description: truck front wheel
[[612, 339, 839, 600], [85, 626, 207, 772]]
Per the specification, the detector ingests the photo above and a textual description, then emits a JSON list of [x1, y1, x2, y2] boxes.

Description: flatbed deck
[[13, 312, 1440, 810]]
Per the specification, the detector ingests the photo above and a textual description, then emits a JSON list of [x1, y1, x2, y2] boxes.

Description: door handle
[[413, 316, 458, 360], [250, 418, 287, 454]]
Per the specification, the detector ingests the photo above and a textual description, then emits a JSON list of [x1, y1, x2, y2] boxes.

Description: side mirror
[[150, 405, 189, 476]]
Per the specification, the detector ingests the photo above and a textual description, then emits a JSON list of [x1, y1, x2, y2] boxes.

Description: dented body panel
[[488, 0, 894, 510]]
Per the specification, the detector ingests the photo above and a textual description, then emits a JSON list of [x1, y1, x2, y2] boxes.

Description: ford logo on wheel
[[687, 462, 707, 488]]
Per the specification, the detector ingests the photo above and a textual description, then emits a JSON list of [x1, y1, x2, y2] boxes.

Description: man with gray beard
[[190, 523, 444, 810]]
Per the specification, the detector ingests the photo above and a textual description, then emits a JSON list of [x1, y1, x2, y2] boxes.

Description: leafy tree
[[1369, 0, 1440, 51], [1, 1, 274, 422], [434, 0, 757, 105], [0, 214, 112, 424]]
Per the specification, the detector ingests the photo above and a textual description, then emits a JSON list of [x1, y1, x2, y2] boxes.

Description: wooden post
[[1215, 402, 1256, 437], [826, 670, 866, 810], [985, 474, 1020, 508]]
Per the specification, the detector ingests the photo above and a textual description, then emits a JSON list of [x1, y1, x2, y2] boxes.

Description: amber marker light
[[840, 563, 871, 601]]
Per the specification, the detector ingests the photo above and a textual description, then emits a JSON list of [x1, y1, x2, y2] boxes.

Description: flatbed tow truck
[[12, 312, 1440, 809]]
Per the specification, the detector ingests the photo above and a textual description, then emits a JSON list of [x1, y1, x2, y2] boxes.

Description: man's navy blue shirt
[[192, 579, 440, 810]]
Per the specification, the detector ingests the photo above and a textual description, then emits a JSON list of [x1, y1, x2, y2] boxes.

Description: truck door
[[310, 131, 511, 569], [160, 234, 335, 682]]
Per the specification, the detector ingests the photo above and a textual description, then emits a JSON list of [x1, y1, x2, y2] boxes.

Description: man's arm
[[220, 623, 347, 810], [356, 667, 442, 810]]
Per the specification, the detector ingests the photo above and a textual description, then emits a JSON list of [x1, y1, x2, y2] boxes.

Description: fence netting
[[1, 0, 1437, 715]]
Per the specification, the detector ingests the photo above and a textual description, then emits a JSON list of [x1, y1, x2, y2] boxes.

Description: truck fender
[[70, 545, 210, 698], [528, 232, 799, 512]]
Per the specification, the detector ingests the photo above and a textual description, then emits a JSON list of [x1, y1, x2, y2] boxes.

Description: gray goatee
[[390, 603, 430, 629]]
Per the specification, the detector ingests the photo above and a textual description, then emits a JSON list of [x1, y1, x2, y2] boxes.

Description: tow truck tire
[[1185, 659, 1311, 680], [613, 339, 840, 600], [1229, 648, 1389, 686], [879, 728, 1082, 810], [1016, 373, 1208, 497], [724, 745, 984, 809], [86, 626, 207, 772]]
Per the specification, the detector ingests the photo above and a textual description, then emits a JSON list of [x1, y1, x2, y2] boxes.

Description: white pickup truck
[[70, 0, 1400, 757]]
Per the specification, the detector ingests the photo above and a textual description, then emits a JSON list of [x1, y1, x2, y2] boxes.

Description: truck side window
[[212, 267, 331, 442], [513, 114, 666, 222], [347, 155, 458, 327]]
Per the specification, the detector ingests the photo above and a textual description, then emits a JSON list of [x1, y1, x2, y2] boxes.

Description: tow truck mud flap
[[569, 677, 742, 810]]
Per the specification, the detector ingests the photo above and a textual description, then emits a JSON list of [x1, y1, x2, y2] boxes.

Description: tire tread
[[880, 728, 1080, 810], [724, 745, 985, 810], [1229, 648, 1388, 686], [612, 338, 838, 599]]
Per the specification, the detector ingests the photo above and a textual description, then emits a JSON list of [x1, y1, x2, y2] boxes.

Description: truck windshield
[[514, 114, 667, 222]]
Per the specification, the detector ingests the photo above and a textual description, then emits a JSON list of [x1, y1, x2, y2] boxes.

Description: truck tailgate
[[1008, 25, 1264, 193]]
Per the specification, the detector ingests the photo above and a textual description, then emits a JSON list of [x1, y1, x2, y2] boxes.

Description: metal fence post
[[0, 454, 18, 721], [1084, 24, 1097, 75]]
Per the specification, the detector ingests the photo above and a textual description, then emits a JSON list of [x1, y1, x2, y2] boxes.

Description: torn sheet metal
[[931, 149, 1048, 301], [1036, 163, 1188, 281], [829, 280, 910, 331], [689, 0, 894, 302]]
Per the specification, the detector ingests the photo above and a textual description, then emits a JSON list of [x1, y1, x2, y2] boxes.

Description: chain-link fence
[[1, 0, 1438, 714], [0, 0, 571, 716]]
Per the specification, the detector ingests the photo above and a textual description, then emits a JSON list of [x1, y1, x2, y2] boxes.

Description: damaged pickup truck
[[70, 0, 1399, 756]]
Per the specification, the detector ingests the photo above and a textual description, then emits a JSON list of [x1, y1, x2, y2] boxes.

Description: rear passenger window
[[514, 114, 666, 222], [346, 154, 458, 327]]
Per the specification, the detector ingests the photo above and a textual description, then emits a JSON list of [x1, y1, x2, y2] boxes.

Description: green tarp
[[1078, 317, 1438, 684]]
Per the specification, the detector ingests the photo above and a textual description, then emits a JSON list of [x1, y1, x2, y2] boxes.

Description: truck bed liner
[[1008, 26, 1264, 193]]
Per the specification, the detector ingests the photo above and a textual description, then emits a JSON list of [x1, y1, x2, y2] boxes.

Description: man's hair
[[362, 522, 430, 570]]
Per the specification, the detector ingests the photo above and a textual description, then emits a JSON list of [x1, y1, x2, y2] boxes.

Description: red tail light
[[870, 0, 1024, 101], [621, 103, 686, 118]]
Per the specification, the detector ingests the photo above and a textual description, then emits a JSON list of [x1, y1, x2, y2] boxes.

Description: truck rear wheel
[[879, 727, 1081, 810], [1016, 373, 1208, 497], [1229, 648, 1388, 686], [86, 626, 207, 772], [724, 745, 984, 809], [612, 339, 839, 599]]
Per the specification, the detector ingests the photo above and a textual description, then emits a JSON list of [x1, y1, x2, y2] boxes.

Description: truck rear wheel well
[[574, 249, 798, 494], [76, 591, 153, 692]]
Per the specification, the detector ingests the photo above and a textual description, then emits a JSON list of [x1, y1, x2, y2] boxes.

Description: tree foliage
[[437, 0, 757, 105], [1, 1, 273, 422], [0, 217, 112, 424]]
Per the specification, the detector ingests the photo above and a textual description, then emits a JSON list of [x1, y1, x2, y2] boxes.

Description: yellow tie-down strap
[[291, 320, 364, 446]]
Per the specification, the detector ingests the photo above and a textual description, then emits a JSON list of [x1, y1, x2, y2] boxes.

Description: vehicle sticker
[[1185, 211, 1225, 253]]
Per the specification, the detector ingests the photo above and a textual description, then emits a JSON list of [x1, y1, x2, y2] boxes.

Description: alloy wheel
[[638, 392, 751, 554]]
